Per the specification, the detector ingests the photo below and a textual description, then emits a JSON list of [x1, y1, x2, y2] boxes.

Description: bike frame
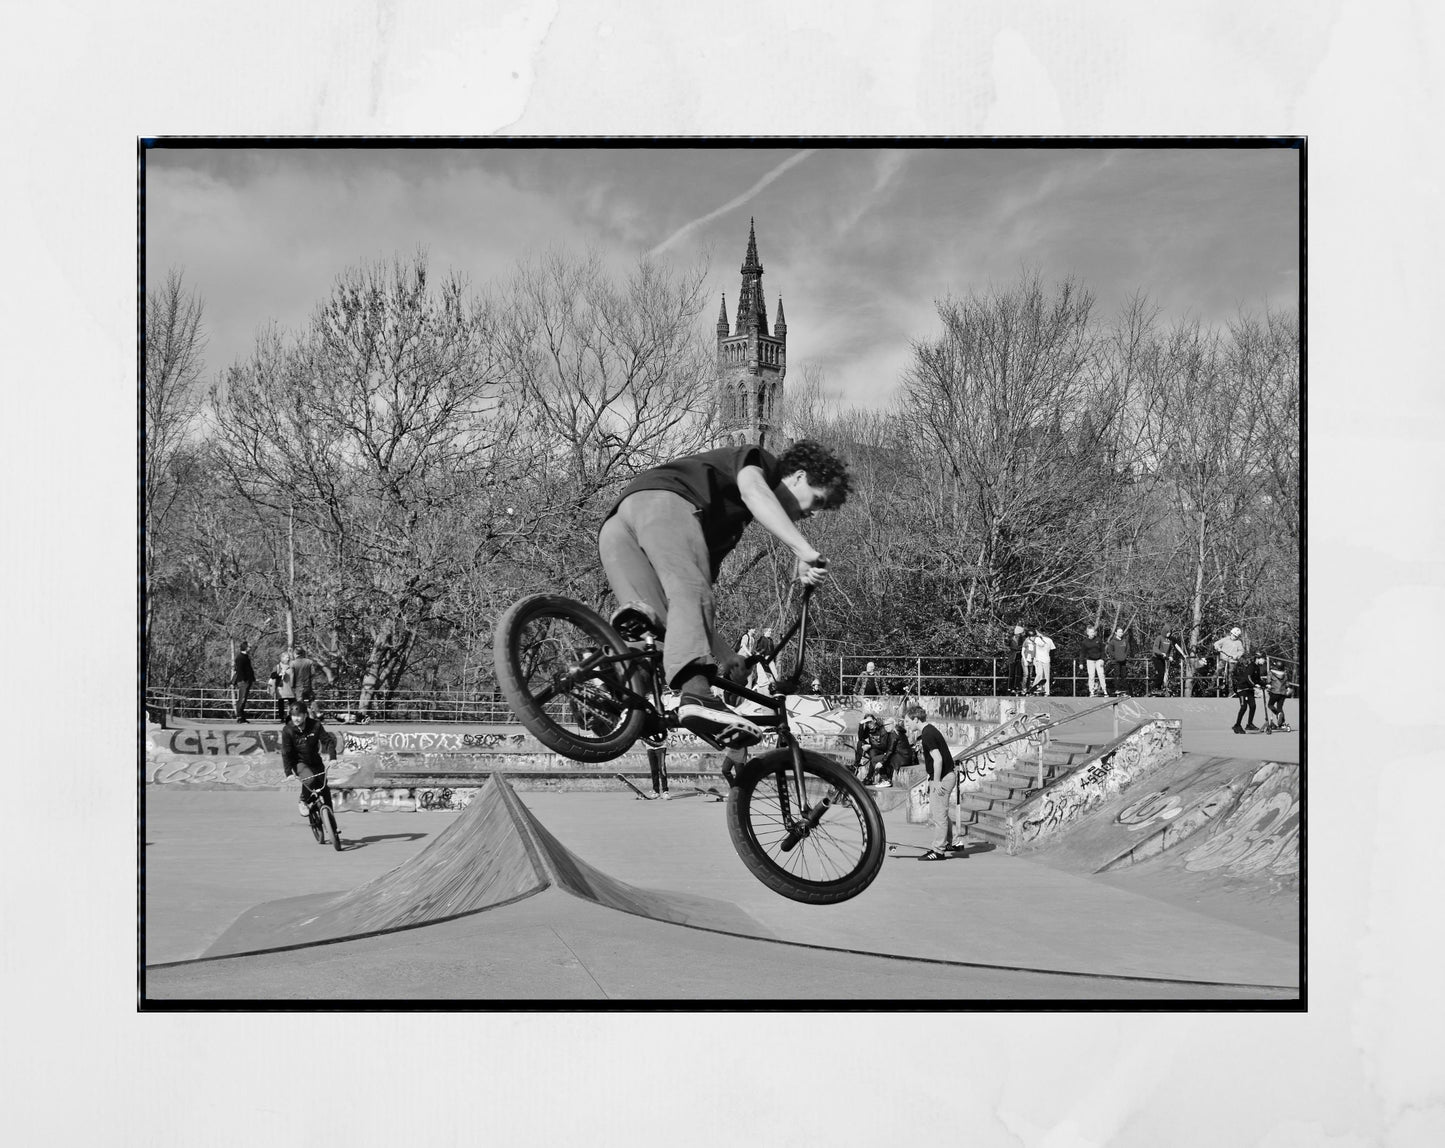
[[571, 586, 821, 820]]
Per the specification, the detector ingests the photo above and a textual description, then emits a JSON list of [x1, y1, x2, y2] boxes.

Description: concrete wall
[[1007, 720, 1184, 853]]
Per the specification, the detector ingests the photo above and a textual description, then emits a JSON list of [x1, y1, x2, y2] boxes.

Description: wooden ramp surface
[[200, 775, 768, 959]]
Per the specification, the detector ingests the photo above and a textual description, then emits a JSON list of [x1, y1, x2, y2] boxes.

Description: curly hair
[[776, 440, 854, 509]]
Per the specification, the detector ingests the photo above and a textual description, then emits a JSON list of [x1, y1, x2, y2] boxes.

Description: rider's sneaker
[[297, 801, 310, 818], [868, 779, 892, 788], [918, 849, 949, 861], [659, 790, 671, 801], [677, 692, 763, 748]]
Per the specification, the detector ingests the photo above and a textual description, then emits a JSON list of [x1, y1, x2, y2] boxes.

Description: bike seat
[[611, 602, 665, 641]]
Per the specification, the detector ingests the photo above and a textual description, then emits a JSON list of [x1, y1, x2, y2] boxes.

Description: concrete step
[[963, 819, 1009, 847]]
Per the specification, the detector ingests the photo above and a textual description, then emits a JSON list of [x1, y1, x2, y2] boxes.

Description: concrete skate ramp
[[1024, 754, 1300, 886], [202, 775, 770, 958]]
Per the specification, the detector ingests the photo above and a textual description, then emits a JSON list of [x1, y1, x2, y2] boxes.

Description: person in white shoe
[[281, 700, 338, 822], [1031, 629, 1056, 695], [1081, 625, 1107, 697], [598, 441, 852, 748], [904, 705, 958, 860]]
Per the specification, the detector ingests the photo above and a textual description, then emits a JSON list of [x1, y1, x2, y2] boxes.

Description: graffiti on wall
[[1183, 763, 1299, 876], [1116, 790, 1185, 832], [1010, 720, 1182, 849], [145, 754, 358, 789], [340, 730, 536, 755], [153, 728, 282, 756]]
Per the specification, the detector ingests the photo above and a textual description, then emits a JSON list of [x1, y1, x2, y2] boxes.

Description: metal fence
[[147, 652, 1302, 724], [838, 654, 1301, 700], [146, 686, 518, 724]]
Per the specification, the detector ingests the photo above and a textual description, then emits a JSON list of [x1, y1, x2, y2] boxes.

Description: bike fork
[[779, 740, 828, 853]]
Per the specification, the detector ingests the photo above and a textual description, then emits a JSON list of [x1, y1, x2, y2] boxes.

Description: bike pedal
[[611, 604, 664, 642]]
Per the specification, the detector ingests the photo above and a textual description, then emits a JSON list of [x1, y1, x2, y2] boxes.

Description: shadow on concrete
[[342, 832, 429, 849]]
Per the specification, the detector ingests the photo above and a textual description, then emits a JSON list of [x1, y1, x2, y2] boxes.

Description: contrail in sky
[[647, 149, 817, 256]]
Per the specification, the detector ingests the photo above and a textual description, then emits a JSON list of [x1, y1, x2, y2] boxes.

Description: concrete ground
[[144, 783, 1299, 1002]]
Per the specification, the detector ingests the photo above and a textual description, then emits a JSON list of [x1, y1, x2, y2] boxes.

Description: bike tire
[[307, 801, 326, 845], [324, 804, 342, 851], [493, 593, 648, 763], [726, 748, 885, 904]]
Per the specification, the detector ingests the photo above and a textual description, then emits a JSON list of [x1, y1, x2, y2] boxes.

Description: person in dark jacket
[[871, 716, 914, 788], [1150, 630, 1186, 695], [281, 700, 339, 821], [1105, 629, 1130, 696], [1005, 625, 1026, 694], [853, 713, 891, 783], [1231, 655, 1263, 734], [231, 641, 257, 723]]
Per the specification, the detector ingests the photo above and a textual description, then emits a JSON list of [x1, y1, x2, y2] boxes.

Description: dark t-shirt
[[917, 723, 954, 779], [606, 445, 785, 577], [233, 652, 255, 683], [1081, 635, 1105, 660]]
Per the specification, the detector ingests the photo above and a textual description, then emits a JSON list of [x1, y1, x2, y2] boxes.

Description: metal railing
[[146, 687, 518, 724], [148, 652, 1302, 725], [838, 654, 1300, 699]]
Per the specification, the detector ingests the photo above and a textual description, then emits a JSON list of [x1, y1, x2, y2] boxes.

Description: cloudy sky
[[145, 144, 1299, 409]]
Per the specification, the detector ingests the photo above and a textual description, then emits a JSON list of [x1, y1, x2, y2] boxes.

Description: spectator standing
[[1081, 626, 1107, 697], [1105, 629, 1130, 696], [271, 651, 295, 722], [1213, 627, 1245, 697], [904, 704, 959, 861], [1264, 664, 1293, 732], [1150, 630, 1186, 695], [1231, 654, 1263, 734], [1031, 629, 1056, 695], [645, 735, 671, 800], [736, 627, 756, 659], [1020, 629, 1038, 694], [231, 641, 256, 723], [287, 646, 332, 717], [1005, 624, 1026, 695], [857, 661, 882, 696], [750, 626, 777, 692]]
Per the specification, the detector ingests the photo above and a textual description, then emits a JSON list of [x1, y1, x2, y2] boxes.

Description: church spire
[[741, 217, 762, 273], [735, 218, 768, 335], [716, 293, 729, 335], [773, 296, 786, 337]]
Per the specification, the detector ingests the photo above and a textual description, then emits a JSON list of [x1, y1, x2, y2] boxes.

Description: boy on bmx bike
[[597, 440, 851, 746]]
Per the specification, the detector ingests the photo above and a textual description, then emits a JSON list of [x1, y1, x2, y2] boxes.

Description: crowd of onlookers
[[228, 642, 333, 725], [843, 623, 1297, 702]]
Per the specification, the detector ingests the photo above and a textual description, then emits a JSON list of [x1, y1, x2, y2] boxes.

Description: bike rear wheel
[[493, 594, 648, 762], [726, 749, 885, 904]]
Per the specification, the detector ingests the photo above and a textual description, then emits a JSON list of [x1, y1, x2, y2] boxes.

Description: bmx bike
[[492, 584, 884, 904], [298, 771, 342, 852]]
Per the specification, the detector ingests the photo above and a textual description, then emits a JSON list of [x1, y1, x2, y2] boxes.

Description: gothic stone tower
[[715, 218, 786, 448]]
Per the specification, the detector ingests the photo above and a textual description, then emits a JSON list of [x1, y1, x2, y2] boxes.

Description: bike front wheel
[[323, 804, 342, 850], [726, 749, 885, 904], [307, 801, 326, 845], [493, 594, 648, 763]]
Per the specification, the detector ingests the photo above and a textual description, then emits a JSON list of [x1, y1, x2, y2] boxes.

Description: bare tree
[[144, 269, 207, 671], [1141, 316, 1273, 687], [495, 248, 718, 607], [210, 252, 524, 712], [899, 271, 1122, 631]]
